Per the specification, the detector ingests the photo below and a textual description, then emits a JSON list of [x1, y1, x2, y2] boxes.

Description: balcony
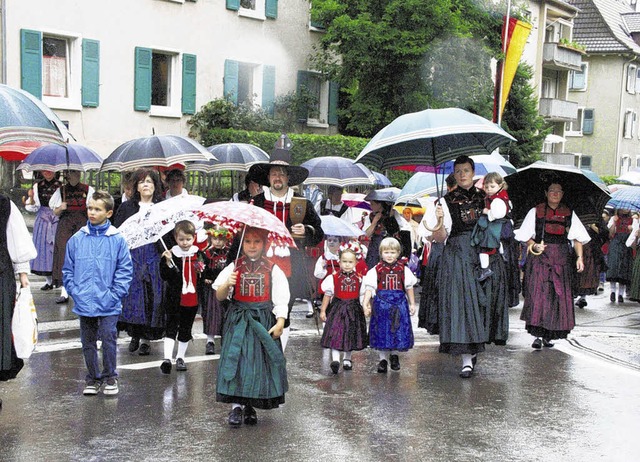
[[539, 98, 579, 122], [540, 152, 576, 166], [542, 43, 583, 71]]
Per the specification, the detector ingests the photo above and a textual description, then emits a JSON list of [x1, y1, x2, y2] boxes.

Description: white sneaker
[[103, 377, 119, 396]]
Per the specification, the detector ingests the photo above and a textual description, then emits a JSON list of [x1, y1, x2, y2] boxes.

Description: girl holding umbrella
[[514, 181, 590, 349]]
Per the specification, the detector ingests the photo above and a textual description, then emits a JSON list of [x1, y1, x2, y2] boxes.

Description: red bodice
[[234, 256, 274, 303]]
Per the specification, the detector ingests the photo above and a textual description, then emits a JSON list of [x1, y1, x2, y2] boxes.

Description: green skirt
[[216, 300, 288, 409]]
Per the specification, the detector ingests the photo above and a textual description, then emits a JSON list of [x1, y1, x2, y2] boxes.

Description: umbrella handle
[[422, 216, 443, 232], [528, 239, 544, 256]]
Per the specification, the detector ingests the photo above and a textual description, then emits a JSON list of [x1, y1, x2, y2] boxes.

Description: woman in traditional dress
[[575, 217, 609, 308], [606, 208, 634, 303], [49, 170, 94, 303], [423, 156, 509, 378], [363, 191, 411, 269], [515, 181, 589, 349], [1, 194, 37, 409], [24, 171, 61, 290], [113, 169, 165, 356]]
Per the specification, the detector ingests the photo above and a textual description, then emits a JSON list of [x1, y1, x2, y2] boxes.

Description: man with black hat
[[249, 134, 324, 349]]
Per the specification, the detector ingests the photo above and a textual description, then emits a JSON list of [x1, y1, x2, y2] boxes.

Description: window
[[623, 109, 636, 138], [582, 108, 594, 135], [545, 18, 571, 43], [627, 64, 637, 94], [226, 0, 277, 19], [296, 70, 338, 127], [223, 60, 275, 114], [134, 47, 197, 116], [309, 2, 326, 31], [569, 63, 588, 91], [580, 155, 592, 170], [20, 29, 99, 110], [636, 156, 640, 168], [565, 108, 584, 135]]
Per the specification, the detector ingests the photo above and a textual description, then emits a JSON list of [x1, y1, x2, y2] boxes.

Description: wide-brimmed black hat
[[249, 134, 309, 186]]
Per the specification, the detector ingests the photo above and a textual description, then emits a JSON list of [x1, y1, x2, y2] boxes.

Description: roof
[[572, 0, 640, 54]]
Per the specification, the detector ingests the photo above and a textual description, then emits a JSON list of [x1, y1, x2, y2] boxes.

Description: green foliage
[[600, 175, 619, 186], [500, 63, 549, 168]]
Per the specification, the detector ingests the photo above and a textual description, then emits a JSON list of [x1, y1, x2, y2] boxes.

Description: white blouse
[[363, 264, 417, 296], [7, 200, 38, 274], [320, 271, 365, 304], [48, 185, 96, 209], [514, 207, 591, 244]]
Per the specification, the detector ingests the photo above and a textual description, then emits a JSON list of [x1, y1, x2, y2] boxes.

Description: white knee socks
[[164, 338, 175, 360], [479, 253, 489, 269], [177, 341, 188, 360]]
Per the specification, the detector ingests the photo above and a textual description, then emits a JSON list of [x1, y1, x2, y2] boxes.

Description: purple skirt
[[321, 297, 368, 351], [202, 285, 226, 337], [30, 207, 58, 275], [521, 242, 575, 339]]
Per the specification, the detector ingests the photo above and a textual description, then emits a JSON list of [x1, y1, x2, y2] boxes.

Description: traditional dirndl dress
[[320, 271, 368, 351], [201, 247, 229, 337], [365, 261, 416, 351], [214, 256, 288, 409], [606, 215, 633, 285], [418, 241, 443, 334], [28, 179, 60, 276]]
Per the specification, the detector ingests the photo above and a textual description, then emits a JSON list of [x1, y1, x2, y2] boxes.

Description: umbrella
[[364, 187, 401, 203], [185, 143, 269, 173], [16, 143, 103, 172], [615, 168, 640, 185], [0, 84, 71, 161], [505, 161, 611, 227], [341, 193, 371, 210], [118, 195, 207, 250], [544, 134, 566, 144], [607, 187, 640, 212], [395, 173, 441, 204], [320, 215, 365, 238], [194, 201, 296, 250], [354, 107, 516, 170], [371, 171, 392, 187], [300, 156, 375, 187], [101, 135, 215, 171], [393, 152, 517, 176]]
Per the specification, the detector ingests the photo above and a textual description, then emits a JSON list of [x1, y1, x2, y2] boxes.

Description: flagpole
[[497, 0, 512, 126]]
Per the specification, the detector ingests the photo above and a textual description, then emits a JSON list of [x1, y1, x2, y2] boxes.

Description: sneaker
[[160, 359, 172, 374], [176, 358, 187, 371], [103, 378, 119, 396], [389, 354, 400, 371], [205, 342, 215, 355], [244, 405, 258, 425], [377, 359, 388, 373], [477, 268, 493, 282], [330, 361, 340, 374], [83, 380, 101, 396], [138, 343, 151, 356]]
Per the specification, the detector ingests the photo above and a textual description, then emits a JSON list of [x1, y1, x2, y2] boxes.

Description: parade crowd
[[1, 149, 634, 428]]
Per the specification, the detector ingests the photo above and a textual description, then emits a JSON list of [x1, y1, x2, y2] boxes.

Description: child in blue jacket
[[63, 191, 133, 396]]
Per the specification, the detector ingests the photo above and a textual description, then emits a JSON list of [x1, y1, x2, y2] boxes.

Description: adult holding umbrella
[[113, 169, 166, 355], [514, 179, 590, 349], [423, 156, 509, 378]]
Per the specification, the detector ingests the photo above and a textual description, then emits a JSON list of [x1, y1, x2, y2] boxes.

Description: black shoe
[[542, 339, 554, 348], [305, 312, 315, 318], [244, 405, 257, 425], [532, 338, 542, 349], [459, 365, 474, 379], [40, 283, 53, 291], [128, 337, 140, 353], [160, 359, 172, 374], [138, 343, 151, 356], [175, 358, 187, 371], [342, 360, 353, 371], [576, 298, 587, 309], [228, 407, 243, 427], [618, 295, 624, 303], [330, 361, 340, 374], [477, 268, 493, 282], [610, 292, 616, 303], [55, 296, 68, 304], [390, 354, 400, 371], [377, 359, 388, 373], [205, 342, 215, 355]]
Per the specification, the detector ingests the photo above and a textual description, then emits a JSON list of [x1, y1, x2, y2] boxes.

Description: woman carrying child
[[213, 226, 289, 427], [363, 237, 417, 373], [319, 246, 368, 374]]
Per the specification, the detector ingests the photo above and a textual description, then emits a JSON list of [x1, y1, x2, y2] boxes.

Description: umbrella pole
[[160, 237, 176, 268], [424, 145, 444, 232], [234, 225, 247, 268]]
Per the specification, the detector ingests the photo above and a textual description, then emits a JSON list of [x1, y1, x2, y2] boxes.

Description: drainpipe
[[617, 55, 638, 176], [1, 0, 6, 83]]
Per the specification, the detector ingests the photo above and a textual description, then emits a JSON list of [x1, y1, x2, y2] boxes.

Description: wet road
[[1, 278, 640, 461]]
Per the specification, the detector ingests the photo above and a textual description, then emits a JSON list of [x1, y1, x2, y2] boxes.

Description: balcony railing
[[542, 43, 583, 71], [539, 98, 579, 122]]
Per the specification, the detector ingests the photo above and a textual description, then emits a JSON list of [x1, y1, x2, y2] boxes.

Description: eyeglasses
[[548, 189, 563, 194]]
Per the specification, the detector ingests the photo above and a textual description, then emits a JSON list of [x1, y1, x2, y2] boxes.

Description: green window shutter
[[265, 0, 277, 19], [226, 0, 240, 11], [224, 60, 239, 105], [583, 109, 594, 135], [81, 39, 100, 107], [328, 80, 338, 125], [20, 29, 42, 99], [296, 70, 310, 123], [262, 65, 276, 116], [134, 47, 152, 112], [182, 54, 197, 115]]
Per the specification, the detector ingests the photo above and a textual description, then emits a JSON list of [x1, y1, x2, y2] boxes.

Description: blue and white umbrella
[[607, 186, 640, 212], [371, 171, 393, 187], [186, 143, 269, 173], [17, 143, 103, 172], [301, 156, 375, 187], [320, 214, 364, 238]]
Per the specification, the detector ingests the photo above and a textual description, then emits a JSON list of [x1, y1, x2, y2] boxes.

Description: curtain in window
[[43, 56, 67, 97]]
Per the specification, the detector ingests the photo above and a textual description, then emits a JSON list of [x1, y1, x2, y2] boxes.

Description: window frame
[[239, 0, 266, 20], [149, 47, 182, 118], [569, 63, 588, 91], [565, 107, 584, 136], [623, 109, 636, 139], [41, 30, 82, 111], [627, 64, 637, 94]]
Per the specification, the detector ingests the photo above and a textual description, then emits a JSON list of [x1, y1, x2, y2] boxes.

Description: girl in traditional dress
[[1, 194, 37, 409], [213, 226, 289, 427], [574, 217, 609, 308], [200, 226, 232, 355], [363, 237, 417, 373], [606, 208, 634, 303], [49, 170, 95, 303], [113, 169, 165, 356], [363, 194, 411, 269], [515, 182, 590, 349], [24, 171, 61, 290], [319, 247, 368, 374]]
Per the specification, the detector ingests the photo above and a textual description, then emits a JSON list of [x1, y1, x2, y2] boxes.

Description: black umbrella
[[505, 161, 610, 227]]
